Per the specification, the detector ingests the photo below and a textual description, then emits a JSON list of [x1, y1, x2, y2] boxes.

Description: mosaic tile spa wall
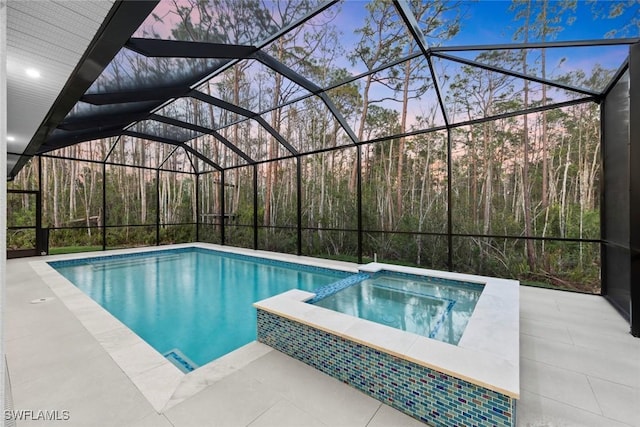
[[257, 310, 516, 427]]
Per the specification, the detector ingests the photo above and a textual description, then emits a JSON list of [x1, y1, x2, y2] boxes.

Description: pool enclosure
[[5, 0, 639, 337]]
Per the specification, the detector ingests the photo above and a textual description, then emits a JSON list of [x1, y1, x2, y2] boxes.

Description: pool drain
[[30, 297, 54, 304], [381, 314, 395, 324], [164, 348, 198, 373]]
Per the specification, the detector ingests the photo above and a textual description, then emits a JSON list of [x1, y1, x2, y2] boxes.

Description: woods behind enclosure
[[8, 0, 635, 293]]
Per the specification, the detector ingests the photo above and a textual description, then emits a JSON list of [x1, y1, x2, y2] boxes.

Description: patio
[[5, 253, 638, 427]]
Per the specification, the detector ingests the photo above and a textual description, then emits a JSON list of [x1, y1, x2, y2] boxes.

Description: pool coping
[[28, 243, 360, 413], [254, 263, 520, 398]]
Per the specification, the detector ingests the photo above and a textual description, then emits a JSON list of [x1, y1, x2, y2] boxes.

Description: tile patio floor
[[4, 255, 639, 426]]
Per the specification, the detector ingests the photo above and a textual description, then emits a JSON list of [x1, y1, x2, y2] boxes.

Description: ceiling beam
[[449, 96, 598, 129], [149, 113, 254, 163], [81, 86, 186, 105], [190, 90, 298, 155], [602, 58, 629, 98], [434, 51, 601, 98], [158, 145, 182, 170], [37, 128, 123, 154], [59, 110, 150, 131], [123, 130, 180, 145], [252, 51, 359, 143], [252, 51, 323, 94], [126, 38, 257, 59], [123, 130, 222, 171], [394, 0, 450, 126], [429, 38, 640, 52]]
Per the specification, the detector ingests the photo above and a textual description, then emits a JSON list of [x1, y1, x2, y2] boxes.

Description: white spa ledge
[[254, 264, 520, 399]]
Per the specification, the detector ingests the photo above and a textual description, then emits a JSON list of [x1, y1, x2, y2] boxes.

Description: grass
[[49, 245, 103, 255]]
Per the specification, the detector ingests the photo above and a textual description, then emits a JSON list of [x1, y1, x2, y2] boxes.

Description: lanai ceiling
[[6, 0, 639, 179], [5, 0, 117, 177]]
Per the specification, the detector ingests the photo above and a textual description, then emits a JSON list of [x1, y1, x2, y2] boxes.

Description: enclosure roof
[[6, 0, 640, 178]]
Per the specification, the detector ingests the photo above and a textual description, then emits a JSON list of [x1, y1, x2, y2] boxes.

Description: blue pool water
[[50, 248, 349, 370], [313, 273, 484, 344]]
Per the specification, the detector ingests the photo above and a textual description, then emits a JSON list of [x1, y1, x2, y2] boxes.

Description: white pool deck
[[5, 244, 640, 426]]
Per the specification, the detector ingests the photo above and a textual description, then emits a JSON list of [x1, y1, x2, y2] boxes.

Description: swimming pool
[[312, 273, 484, 344], [49, 248, 349, 370]]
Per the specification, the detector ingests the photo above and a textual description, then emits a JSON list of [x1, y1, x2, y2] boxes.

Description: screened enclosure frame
[[10, 0, 636, 172], [5, 0, 640, 335]]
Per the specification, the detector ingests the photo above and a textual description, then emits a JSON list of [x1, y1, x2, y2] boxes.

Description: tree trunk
[[52, 158, 59, 228], [397, 56, 413, 217], [521, 1, 537, 272], [140, 168, 146, 223], [42, 158, 48, 227], [541, 1, 549, 208], [349, 75, 373, 192], [69, 146, 77, 220], [560, 137, 571, 236], [265, 39, 284, 227], [483, 123, 493, 236]]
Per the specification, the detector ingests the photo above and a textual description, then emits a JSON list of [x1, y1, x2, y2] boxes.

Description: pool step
[[163, 348, 198, 373], [308, 273, 370, 303], [89, 254, 183, 271]]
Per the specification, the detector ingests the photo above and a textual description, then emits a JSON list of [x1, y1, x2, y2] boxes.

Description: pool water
[[313, 273, 484, 344], [50, 249, 349, 369]]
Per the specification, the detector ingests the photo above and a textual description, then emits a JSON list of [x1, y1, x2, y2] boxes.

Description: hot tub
[[254, 263, 519, 427], [311, 272, 484, 345]]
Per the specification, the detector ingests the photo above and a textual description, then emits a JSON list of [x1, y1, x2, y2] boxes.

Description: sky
[[447, 0, 639, 45], [332, 0, 639, 47], [327, 0, 635, 78], [315, 1, 635, 120], [140, 0, 639, 46], [135, 0, 638, 75], [101, 0, 638, 132]]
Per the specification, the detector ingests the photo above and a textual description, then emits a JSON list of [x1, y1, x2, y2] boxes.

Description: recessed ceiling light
[[26, 68, 41, 78], [7, 136, 16, 142]]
